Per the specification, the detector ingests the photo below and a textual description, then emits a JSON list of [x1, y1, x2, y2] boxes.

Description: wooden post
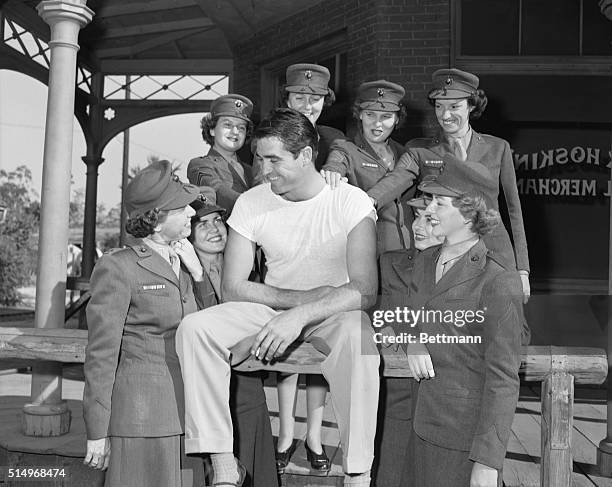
[[541, 366, 574, 487]]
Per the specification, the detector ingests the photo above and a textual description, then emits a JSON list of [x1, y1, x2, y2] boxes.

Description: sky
[[0, 70, 210, 209]]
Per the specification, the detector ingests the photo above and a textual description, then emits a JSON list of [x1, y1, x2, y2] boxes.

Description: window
[[455, 0, 612, 73]]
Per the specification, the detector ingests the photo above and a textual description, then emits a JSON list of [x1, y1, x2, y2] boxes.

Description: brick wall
[[233, 0, 451, 141]]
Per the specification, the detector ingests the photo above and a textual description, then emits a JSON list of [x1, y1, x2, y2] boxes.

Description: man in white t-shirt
[[176, 109, 379, 487]]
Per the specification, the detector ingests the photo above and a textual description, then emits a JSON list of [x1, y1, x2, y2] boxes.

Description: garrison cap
[[357, 80, 405, 112], [418, 154, 496, 200], [190, 198, 226, 222], [211, 94, 253, 122], [428, 68, 479, 100], [285, 63, 330, 96], [125, 160, 200, 218]]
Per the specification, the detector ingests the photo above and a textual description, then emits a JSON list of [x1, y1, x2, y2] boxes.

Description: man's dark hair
[[253, 108, 318, 162]]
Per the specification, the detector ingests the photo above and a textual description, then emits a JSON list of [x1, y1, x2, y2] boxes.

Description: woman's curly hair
[[200, 114, 254, 145], [452, 193, 500, 236], [427, 88, 488, 120], [125, 209, 168, 238], [279, 85, 336, 108]]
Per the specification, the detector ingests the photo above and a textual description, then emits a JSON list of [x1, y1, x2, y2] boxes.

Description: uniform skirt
[[104, 435, 205, 487]]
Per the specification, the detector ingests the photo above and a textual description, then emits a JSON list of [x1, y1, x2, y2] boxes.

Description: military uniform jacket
[[315, 124, 345, 171], [323, 132, 414, 253], [378, 248, 417, 355], [83, 242, 203, 440], [366, 131, 529, 271], [187, 148, 252, 213], [409, 239, 522, 469]]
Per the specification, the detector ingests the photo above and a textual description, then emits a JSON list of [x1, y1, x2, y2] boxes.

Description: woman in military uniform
[[83, 161, 219, 486], [364, 68, 530, 302], [321, 80, 414, 255], [273, 63, 345, 474], [373, 196, 442, 487], [281, 63, 345, 171], [187, 94, 254, 213], [405, 157, 523, 487], [178, 199, 279, 487]]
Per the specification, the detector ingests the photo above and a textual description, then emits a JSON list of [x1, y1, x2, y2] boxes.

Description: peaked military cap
[[428, 68, 479, 99], [285, 63, 330, 96], [418, 154, 496, 200], [211, 94, 253, 122], [190, 197, 226, 222], [125, 160, 200, 218], [357, 80, 405, 111]]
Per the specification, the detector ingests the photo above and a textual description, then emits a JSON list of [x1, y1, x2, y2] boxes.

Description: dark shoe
[[275, 439, 297, 474], [305, 440, 331, 472], [213, 458, 246, 486]]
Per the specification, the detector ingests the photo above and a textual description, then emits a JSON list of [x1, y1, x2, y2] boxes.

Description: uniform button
[[182, 297, 188, 303], [471, 255, 479, 262], [140, 247, 147, 252]]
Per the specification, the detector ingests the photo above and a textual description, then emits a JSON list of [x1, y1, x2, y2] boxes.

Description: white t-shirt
[[227, 182, 375, 291]]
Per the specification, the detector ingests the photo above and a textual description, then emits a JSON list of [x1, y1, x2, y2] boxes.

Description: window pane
[[522, 0, 580, 55], [461, 0, 519, 55], [582, 0, 612, 55]]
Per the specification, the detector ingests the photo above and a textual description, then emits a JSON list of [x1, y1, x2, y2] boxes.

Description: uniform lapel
[[466, 130, 490, 164], [133, 242, 180, 287], [428, 240, 488, 301], [355, 131, 391, 173], [410, 247, 438, 310], [227, 160, 248, 190]]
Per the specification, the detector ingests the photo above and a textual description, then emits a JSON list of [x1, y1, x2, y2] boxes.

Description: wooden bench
[[0, 326, 607, 487]]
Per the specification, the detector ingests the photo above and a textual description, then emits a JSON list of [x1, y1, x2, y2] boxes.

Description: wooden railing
[[0, 327, 607, 487]]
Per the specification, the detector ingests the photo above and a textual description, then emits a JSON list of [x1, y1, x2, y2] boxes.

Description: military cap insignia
[[445, 75, 453, 86], [235, 99, 243, 108], [377, 88, 385, 97], [305, 70, 313, 80]]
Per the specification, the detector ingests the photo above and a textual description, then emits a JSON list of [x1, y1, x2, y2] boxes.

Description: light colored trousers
[[176, 301, 380, 473]]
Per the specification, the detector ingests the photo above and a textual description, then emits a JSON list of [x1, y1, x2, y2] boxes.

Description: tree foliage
[[0, 166, 40, 305]]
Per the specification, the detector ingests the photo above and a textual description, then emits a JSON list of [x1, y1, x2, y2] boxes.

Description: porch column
[[23, 0, 93, 436], [81, 154, 103, 279]]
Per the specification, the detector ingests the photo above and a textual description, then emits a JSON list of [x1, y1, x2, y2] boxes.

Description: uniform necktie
[[453, 137, 468, 161], [435, 259, 448, 283], [168, 247, 180, 278], [207, 262, 222, 300]]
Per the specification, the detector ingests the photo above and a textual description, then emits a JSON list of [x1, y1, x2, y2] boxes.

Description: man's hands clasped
[[251, 308, 306, 362]]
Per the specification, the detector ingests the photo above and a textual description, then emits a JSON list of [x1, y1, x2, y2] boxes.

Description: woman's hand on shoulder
[[470, 461, 498, 487], [84, 437, 110, 470], [319, 169, 347, 189], [405, 342, 434, 381]]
